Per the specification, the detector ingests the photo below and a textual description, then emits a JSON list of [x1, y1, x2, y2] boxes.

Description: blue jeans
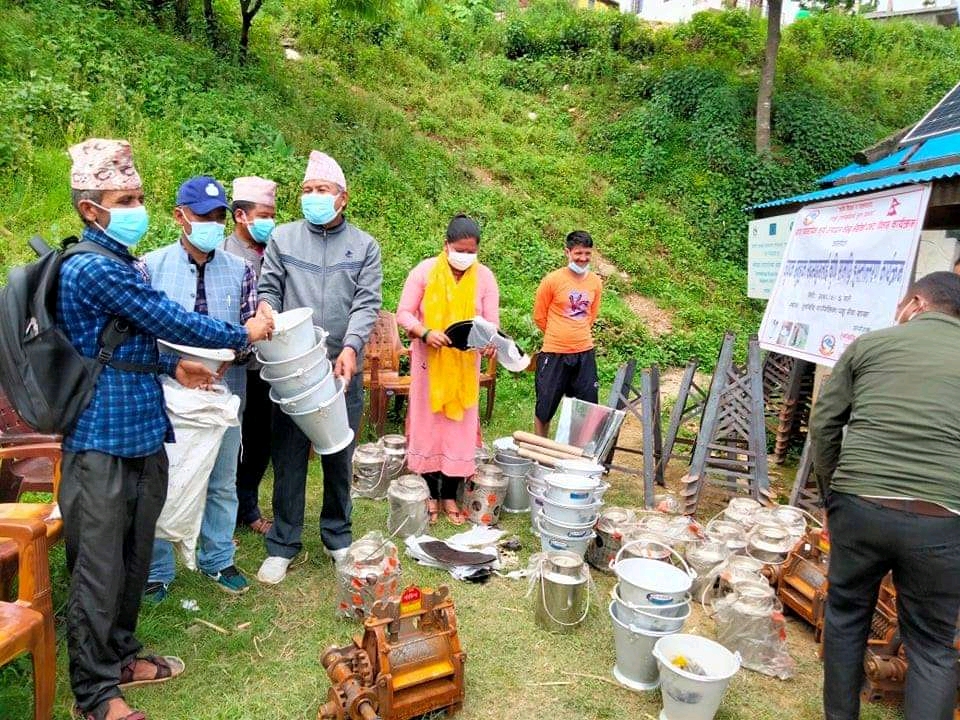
[[149, 424, 242, 584]]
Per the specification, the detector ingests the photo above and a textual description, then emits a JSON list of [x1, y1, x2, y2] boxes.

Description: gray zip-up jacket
[[258, 217, 382, 359]]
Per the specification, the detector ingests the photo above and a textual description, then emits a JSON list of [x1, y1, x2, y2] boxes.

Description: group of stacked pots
[[256, 307, 352, 455], [528, 459, 608, 557]]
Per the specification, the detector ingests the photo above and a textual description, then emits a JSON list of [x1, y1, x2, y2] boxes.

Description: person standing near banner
[[812, 271, 960, 720]]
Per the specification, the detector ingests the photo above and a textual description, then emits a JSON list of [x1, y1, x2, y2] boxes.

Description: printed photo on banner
[[758, 184, 931, 366]]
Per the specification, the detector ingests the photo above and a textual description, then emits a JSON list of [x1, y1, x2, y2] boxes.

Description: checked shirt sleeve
[[82, 256, 250, 351]]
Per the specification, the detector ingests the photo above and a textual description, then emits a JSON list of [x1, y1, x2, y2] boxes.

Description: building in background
[[613, 0, 957, 27]]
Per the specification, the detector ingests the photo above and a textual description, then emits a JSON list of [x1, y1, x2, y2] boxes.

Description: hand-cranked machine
[[317, 585, 466, 720]]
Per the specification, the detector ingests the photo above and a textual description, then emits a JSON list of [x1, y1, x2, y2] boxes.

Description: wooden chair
[[0, 389, 60, 502], [363, 311, 498, 436], [0, 443, 63, 606], [0, 516, 55, 720], [363, 310, 412, 438]]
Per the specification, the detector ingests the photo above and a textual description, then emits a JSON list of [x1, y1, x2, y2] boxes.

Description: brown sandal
[[247, 517, 273, 535], [72, 702, 147, 720], [442, 500, 465, 526], [426, 499, 439, 525], [119, 655, 185, 688]]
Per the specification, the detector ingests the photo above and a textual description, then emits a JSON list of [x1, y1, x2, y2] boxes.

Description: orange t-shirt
[[533, 268, 602, 354]]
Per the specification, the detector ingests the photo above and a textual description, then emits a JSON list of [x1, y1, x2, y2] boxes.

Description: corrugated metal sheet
[[749, 162, 960, 211], [751, 131, 960, 211]]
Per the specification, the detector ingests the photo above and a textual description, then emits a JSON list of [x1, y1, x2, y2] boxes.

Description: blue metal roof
[[750, 130, 960, 211]]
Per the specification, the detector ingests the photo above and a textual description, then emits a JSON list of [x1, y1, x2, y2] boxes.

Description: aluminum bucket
[[285, 377, 354, 455], [534, 552, 589, 633], [259, 326, 328, 377], [255, 308, 317, 362], [268, 365, 337, 414], [260, 350, 330, 398], [502, 466, 532, 513], [609, 600, 674, 691]]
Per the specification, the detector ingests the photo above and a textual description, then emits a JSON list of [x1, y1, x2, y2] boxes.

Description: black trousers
[[264, 372, 364, 557], [60, 449, 168, 713], [823, 491, 960, 720], [423, 472, 461, 501], [236, 369, 272, 525], [534, 349, 599, 424]]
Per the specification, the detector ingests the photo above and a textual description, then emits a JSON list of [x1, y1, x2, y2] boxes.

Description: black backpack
[[0, 236, 157, 435]]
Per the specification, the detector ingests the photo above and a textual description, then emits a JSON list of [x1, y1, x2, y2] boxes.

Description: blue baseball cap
[[176, 176, 229, 214]]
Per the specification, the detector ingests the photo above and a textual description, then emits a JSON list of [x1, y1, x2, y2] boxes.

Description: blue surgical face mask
[[91, 202, 150, 247], [301, 193, 339, 226], [245, 217, 275, 244], [568, 262, 589, 275], [186, 221, 225, 253]]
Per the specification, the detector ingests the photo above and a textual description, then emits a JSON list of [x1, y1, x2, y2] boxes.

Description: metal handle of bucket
[[611, 539, 695, 580], [538, 557, 591, 628]]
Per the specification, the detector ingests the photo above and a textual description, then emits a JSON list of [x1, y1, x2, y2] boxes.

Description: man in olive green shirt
[[811, 271, 960, 720]]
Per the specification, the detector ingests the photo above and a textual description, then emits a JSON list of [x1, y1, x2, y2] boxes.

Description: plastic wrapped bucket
[[609, 600, 674, 691], [652, 634, 741, 720], [255, 308, 317, 362]]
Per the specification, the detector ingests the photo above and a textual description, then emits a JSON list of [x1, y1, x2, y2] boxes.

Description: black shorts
[[534, 349, 599, 423]]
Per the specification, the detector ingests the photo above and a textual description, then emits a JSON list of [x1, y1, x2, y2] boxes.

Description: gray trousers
[[823, 491, 960, 720], [265, 372, 363, 557], [60, 449, 168, 713]]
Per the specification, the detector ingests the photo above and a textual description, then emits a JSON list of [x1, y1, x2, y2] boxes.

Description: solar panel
[[900, 80, 960, 146]]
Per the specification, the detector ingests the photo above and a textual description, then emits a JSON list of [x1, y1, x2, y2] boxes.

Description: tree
[[755, 0, 781, 154], [239, 0, 266, 57], [203, 0, 218, 46]]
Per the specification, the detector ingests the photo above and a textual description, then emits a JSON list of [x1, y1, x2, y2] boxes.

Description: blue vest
[[143, 242, 248, 402]]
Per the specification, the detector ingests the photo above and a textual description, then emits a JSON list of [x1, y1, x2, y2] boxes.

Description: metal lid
[[387, 474, 430, 502], [380, 434, 406, 452]]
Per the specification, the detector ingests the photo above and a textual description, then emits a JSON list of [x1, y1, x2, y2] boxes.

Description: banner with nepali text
[[759, 184, 931, 366]]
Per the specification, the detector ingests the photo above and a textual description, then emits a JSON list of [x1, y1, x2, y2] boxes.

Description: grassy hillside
[[2, 0, 957, 370]]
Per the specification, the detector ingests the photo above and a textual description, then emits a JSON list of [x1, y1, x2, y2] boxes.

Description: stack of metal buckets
[[256, 307, 353, 455], [529, 460, 607, 557], [608, 540, 694, 691]]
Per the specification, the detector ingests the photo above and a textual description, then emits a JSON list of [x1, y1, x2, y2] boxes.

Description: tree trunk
[[239, 0, 264, 60], [755, 0, 782, 154], [203, 0, 217, 46], [174, 0, 189, 33]]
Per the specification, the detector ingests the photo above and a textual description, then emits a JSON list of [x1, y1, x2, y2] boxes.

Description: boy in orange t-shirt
[[532, 230, 603, 436]]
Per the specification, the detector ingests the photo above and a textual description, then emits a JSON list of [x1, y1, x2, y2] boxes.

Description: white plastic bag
[[154, 377, 240, 569], [466, 316, 530, 372]]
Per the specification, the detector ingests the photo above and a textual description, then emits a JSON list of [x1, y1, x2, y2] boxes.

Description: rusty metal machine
[[776, 528, 830, 641], [318, 585, 466, 720]]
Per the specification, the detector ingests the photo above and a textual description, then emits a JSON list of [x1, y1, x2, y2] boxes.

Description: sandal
[[119, 655, 185, 689], [71, 701, 147, 720], [247, 517, 273, 535], [426, 499, 439, 525], [441, 500, 465, 526]]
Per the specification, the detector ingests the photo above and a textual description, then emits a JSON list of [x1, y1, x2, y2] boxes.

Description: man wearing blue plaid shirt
[[59, 139, 274, 720]]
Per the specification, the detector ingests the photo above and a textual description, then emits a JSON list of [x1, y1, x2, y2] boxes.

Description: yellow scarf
[[423, 254, 479, 421]]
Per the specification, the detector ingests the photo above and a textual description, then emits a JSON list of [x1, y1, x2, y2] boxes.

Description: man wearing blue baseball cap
[[141, 175, 264, 599]]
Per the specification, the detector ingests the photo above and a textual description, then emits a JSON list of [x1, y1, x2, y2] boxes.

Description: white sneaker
[[324, 546, 350, 565], [257, 556, 292, 585]]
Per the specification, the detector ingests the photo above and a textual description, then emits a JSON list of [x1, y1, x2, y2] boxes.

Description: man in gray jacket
[[256, 151, 382, 584]]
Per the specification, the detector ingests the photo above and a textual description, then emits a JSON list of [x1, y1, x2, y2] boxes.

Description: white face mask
[[895, 297, 922, 325], [447, 250, 477, 272]]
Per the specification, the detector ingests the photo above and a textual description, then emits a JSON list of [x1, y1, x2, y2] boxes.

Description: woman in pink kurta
[[396, 215, 500, 524]]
